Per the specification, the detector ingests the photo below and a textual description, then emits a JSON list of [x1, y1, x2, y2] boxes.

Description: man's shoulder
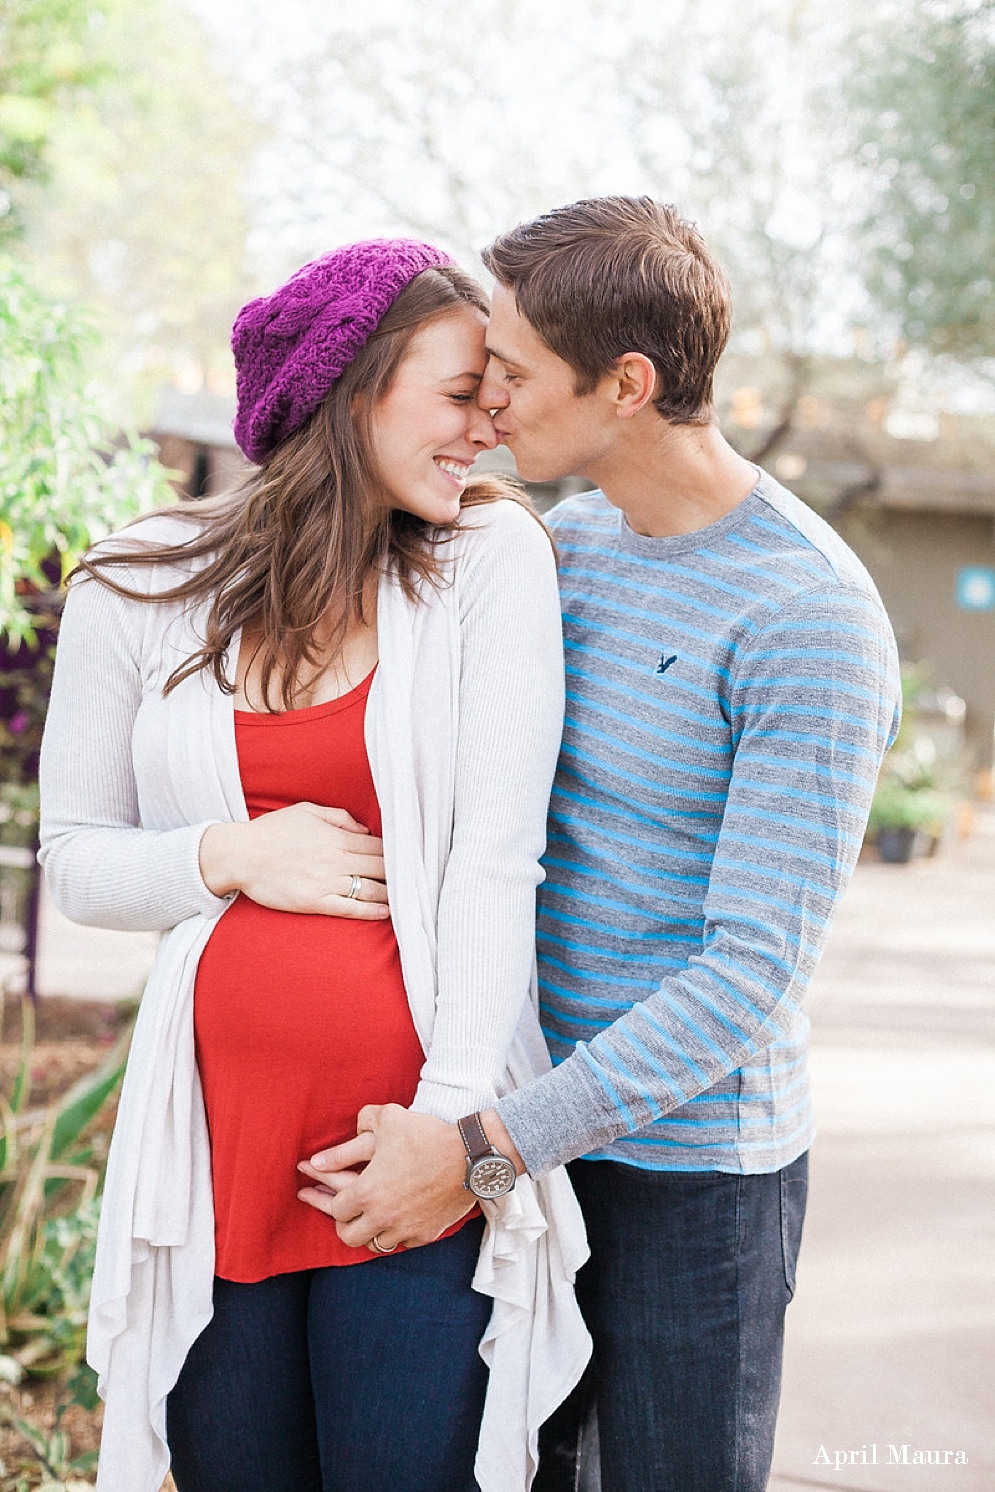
[[748, 469, 880, 602], [742, 475, 899, 717]]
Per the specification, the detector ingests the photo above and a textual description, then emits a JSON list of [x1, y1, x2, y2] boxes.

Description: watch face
[[468, 1155, 517, 1199]]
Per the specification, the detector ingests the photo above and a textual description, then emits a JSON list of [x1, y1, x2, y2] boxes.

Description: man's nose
[[478, 360, 508, 411]]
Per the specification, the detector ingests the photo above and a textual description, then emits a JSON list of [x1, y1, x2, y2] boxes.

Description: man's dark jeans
[[537, 1153, 809, 1492]]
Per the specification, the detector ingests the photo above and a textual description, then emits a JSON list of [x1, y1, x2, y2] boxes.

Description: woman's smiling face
[[367, 306, 498, 524]]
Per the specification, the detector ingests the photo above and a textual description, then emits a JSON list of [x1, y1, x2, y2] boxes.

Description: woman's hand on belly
[[199, 803, 390, 917]]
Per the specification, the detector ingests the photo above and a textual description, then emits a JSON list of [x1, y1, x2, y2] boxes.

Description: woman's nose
[[468, 405, 498, 449]]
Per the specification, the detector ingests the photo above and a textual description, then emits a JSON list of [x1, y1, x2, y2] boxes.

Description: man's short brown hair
[[482, 196, 732, 425]]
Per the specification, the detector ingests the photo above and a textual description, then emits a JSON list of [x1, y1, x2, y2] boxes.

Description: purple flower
[[8, 711, 29, 734]]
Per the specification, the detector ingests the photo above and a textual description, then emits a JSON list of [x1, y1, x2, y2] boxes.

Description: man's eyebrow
[[484, 343, 524, 371]]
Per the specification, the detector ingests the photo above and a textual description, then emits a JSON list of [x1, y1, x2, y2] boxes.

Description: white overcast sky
[[184, 0, 817, 268], [180, 0, 995, 409]]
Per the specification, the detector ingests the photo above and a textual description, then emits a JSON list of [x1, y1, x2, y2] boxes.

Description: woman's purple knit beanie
[[232, 238, 454, 465]]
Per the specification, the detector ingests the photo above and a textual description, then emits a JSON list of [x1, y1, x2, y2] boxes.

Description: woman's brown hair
[[76, 265, 526, 711]]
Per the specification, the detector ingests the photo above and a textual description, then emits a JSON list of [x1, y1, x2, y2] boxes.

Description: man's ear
[[610, 353, 657, 419]]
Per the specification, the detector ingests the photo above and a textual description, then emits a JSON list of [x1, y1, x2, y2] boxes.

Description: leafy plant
[[0, 1384, 99, 1489], [0, 0, 108, 246], [849, 2, 995, 361], [868, 666, 957, 840], [0, 588, 55, 810], [0, 255, 174, 968], [0, 256, 174, 648], [867, 768, 950, 834], [0, 993, 133, 1380]]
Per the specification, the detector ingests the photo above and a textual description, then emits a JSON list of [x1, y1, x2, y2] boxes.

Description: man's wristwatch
[[457, 1112, 517, 1199]]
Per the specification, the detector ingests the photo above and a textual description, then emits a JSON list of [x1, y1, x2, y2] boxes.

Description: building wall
[[153, 434, 248, 499], [207, 445, 249, 496], [838, 507, 995, 765], [153, 433, 198, 493]]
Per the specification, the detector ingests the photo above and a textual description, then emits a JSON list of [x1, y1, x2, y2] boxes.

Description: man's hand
[[296, 1104, 525, 1252], [297, 1105, 472, 1251]]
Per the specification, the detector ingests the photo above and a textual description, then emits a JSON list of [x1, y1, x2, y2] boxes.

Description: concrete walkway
[[771, 807, 995, 1491], [4, 811, 994, 1489]]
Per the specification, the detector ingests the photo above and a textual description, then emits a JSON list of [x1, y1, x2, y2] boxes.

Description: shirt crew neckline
[[612, 470, 766, 558]]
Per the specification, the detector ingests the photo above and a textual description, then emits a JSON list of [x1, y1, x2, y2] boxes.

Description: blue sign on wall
[[956, 567, 995, 612]]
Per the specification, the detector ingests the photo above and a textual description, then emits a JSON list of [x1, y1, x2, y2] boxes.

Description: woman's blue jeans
[[536, 1154, 808, 1492], [166, 1217, 490, 1492]]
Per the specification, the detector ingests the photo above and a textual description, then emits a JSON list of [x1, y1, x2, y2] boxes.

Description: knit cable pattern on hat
[[232, 238, 454, 465]]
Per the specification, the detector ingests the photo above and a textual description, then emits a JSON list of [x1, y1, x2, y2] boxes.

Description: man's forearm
[[477, 1108, 527, 1176], [494, 1050, 634, 1176]]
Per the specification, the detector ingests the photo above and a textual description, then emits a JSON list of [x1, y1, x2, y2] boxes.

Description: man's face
[[479, 285, 614, 484]]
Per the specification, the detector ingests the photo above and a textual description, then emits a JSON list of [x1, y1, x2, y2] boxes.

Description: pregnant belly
[[193, 896, 426, 1279], [195, 895, 423, 1108]]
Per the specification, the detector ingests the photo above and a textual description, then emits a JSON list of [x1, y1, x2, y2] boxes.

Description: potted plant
[[867, 663, 963, 863], [866, 759, 952, 862]]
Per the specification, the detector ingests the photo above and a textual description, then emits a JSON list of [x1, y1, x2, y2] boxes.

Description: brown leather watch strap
[[457, 1111, 492, 1162]]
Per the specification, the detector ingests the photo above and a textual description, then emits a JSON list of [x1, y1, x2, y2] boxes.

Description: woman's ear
[[611, 353, 657, 419]]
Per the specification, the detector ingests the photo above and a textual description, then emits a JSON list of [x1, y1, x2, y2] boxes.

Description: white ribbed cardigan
[[38, 499, 590, 1492]]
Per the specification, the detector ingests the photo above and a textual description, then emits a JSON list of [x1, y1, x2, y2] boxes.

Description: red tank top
[[194, 667, 428, 1281]]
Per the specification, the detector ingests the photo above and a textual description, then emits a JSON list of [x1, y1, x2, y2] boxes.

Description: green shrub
[[0, 996, 133, 1381], [0, 256, 173, 649]]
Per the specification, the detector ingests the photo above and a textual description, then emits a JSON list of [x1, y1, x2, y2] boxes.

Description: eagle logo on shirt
[[656, 653, 678, 675]]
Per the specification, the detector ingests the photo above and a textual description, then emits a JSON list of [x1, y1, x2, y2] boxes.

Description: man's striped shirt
[[497, 472, 901, 1175]]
